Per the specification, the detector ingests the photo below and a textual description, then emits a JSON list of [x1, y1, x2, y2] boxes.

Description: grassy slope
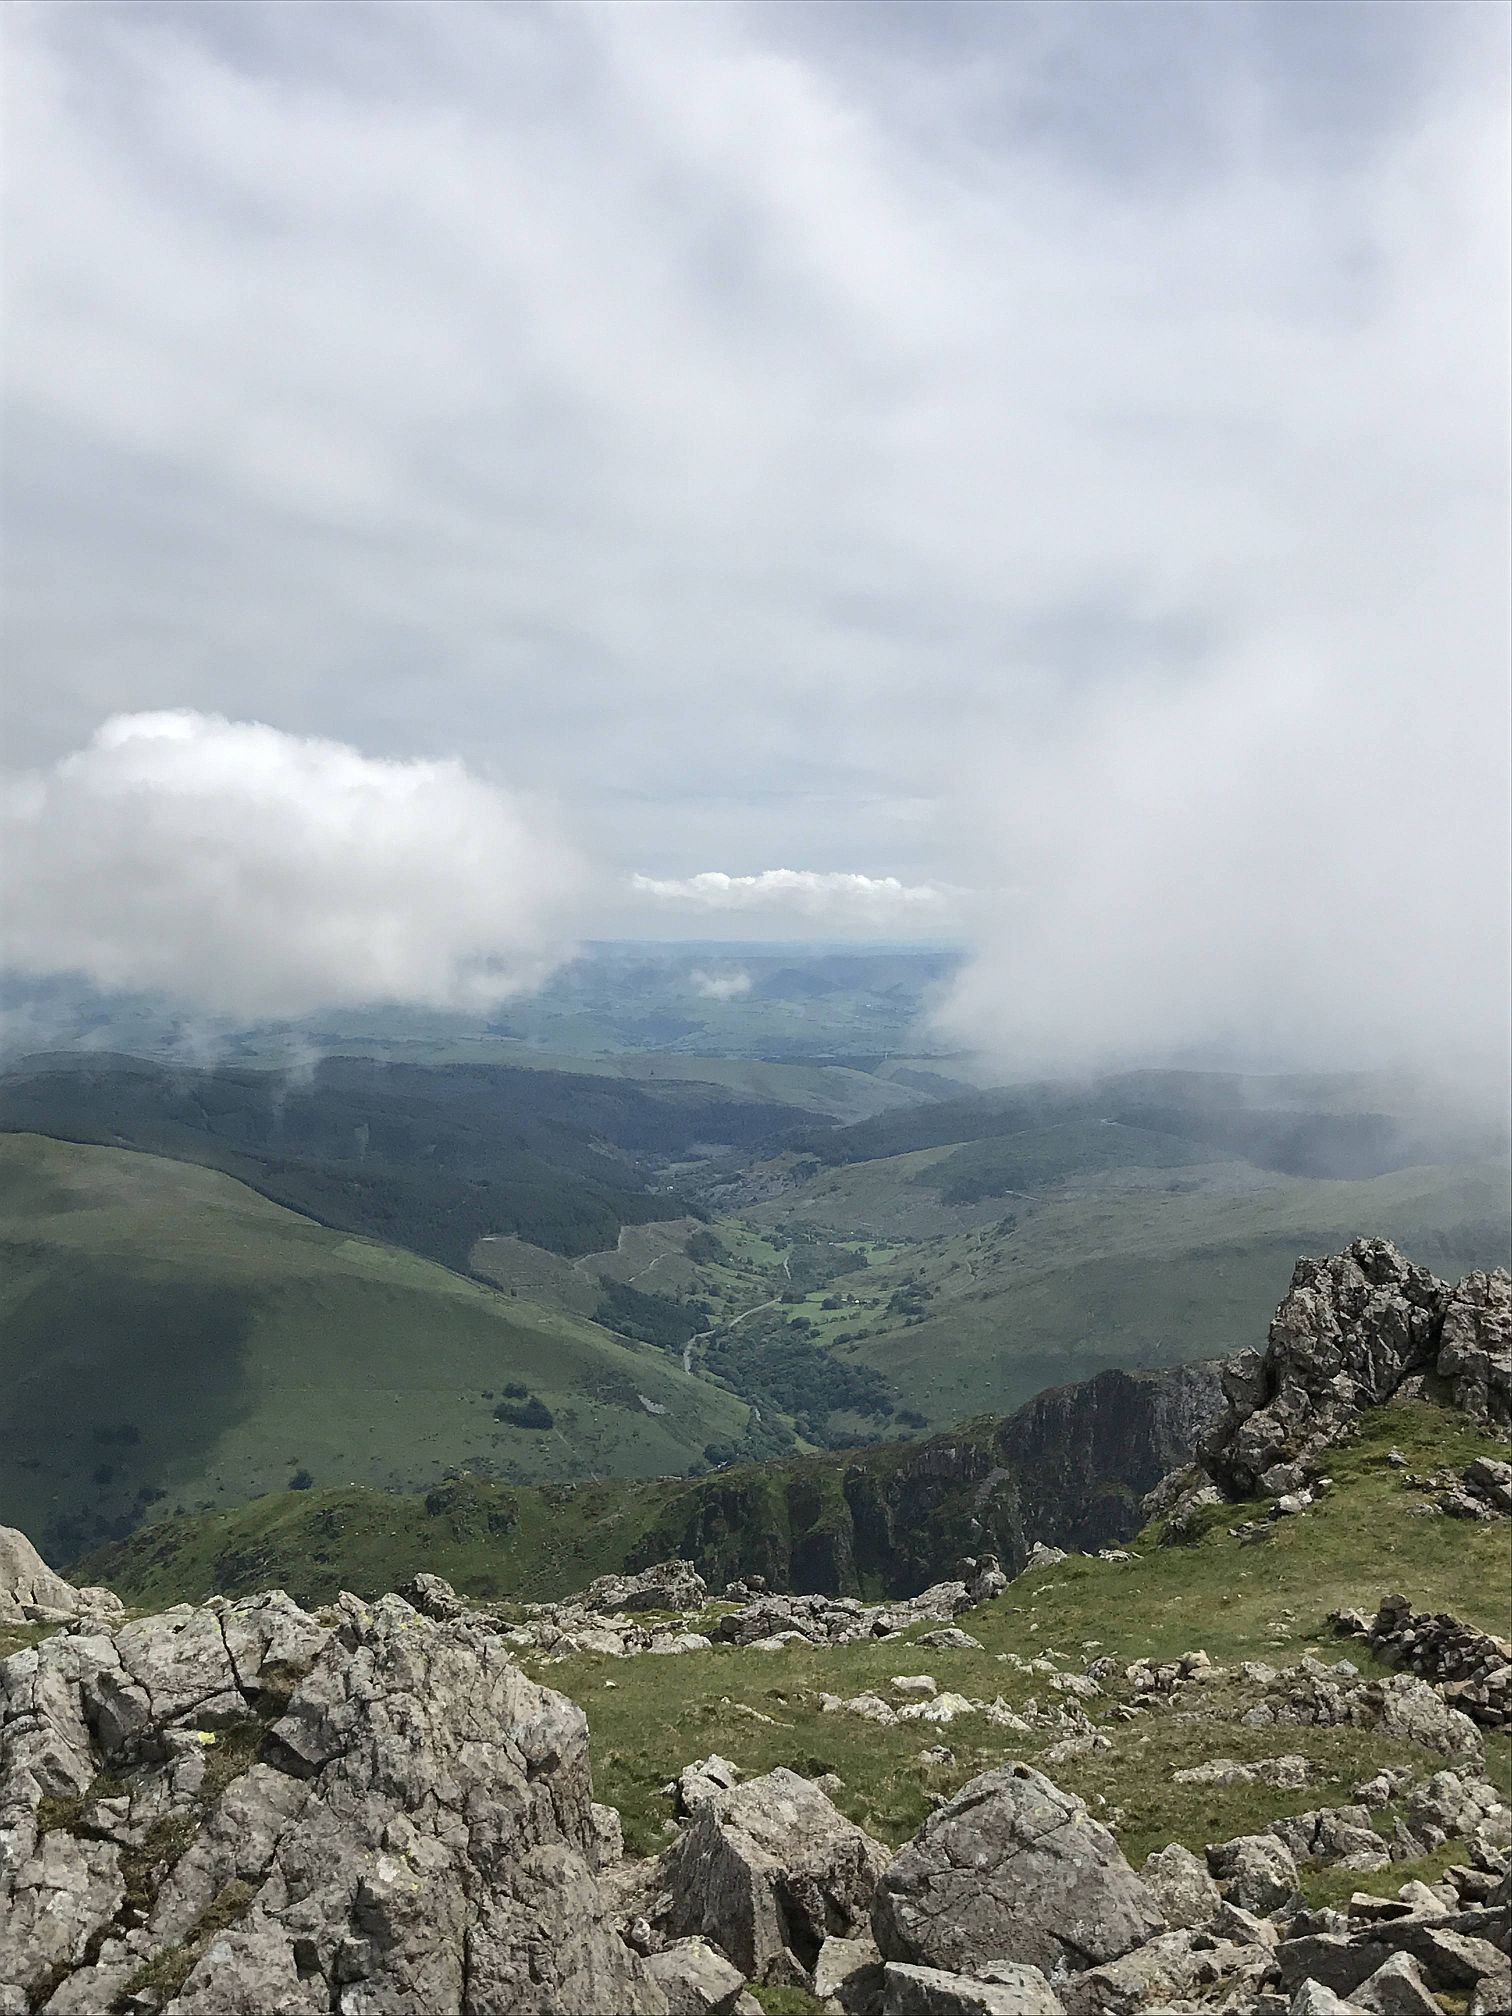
[[0, 1135, 750, 1563], [537, 1399, 1512, 1862], [738, 1157, 1511, 1424]]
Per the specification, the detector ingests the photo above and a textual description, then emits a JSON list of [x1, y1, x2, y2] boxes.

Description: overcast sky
[[2, 1, 1508, 1076]]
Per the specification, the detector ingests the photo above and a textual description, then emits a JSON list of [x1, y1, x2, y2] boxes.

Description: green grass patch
[[533, 1401, 1510, 1864]]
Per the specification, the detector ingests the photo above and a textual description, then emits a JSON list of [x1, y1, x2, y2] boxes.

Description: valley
[[1, 948, 1508, 1582]]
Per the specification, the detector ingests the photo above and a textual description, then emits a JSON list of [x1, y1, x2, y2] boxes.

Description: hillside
[[80, 1361, 1224, 1609], [0, 1134, 754, 1565], [0, 1050, 822, 1269], [4, 1240, 1510, 2016]]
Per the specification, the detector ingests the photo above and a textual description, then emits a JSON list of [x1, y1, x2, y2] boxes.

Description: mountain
[[0, 1132, 756, 1565], [80, 1360, 1225, 1609], [4, 1241, 1509, 2016], [0, 1050, 823, 1269]]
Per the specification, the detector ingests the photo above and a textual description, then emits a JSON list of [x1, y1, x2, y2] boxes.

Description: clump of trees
[[494, 1393, 554, 1430], [595, 1278, 703, 1350]]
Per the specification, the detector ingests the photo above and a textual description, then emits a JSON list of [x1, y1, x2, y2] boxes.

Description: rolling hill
[[0, 1133, 754, 1565], [0, 1051, 824, 1269]]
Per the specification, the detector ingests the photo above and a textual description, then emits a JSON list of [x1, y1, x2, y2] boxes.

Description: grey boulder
[[1207, 1832, 1301, 1915], [1140, 1842, 1221, 1929], [881, 1962, 1064, 2016], [652, 1766, 890, 1983], [871, 1763, 1165, 1980]]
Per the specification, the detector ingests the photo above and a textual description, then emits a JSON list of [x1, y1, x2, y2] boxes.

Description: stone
[[871, 1763, 1165, 1979], [813, 1934, 884, 2002], [583, 1559, 709, 1614], [1022, 1544, 1068, 1574], [591, 1801, 625, 1868], [1466, 1457, 1512, 1513], [1141, 1843, 1221, 1929], [677, 1755, 743, 1814], [881, 1962, 1063, 2016], [653, 1766, 890, 1982], [0, 1524, 123, 1626], [916, 1630, 983, 1651], [1, 1589, 664, 2014], [1269, 1807, 1388, 1869], [1278, 1936, 1389, 1996], [643, 1936, 749, 2015], [1468, 1969, 1512, 2016], [1352, 1952, 1444, 2016], [1207, 1834, 1300, 1915], [1379, 1927, 1509, 1991], [1211, 1902, 1282, 1946], [1290, 1986, 1364, 2016], [1436, 1270, 1512, 1427], [396, 1571, 465, 1619]]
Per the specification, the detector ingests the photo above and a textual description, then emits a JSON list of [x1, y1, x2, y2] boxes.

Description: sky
[[2, 0, 1509, 1079]]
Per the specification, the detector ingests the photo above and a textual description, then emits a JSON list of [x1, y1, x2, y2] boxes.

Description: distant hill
[[0, 1133, 754, 1565], [0, 1051, 822, 1268], [800, 1068, 1510, 1182]]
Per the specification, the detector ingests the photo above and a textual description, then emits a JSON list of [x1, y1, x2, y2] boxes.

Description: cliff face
[[628, 1362, 1226, 1597]]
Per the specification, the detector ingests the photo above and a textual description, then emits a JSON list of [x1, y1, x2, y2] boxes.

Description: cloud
[[2, 2, 1508, 1076], [2, 712, 582, 1017], [690, 968, 752, 1002], [631, 869, 954, 927]]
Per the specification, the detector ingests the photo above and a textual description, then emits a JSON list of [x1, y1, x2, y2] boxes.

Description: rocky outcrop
[[1438, 1270, 1512, 1426], [1332, 1597, 1512, 1730], [0, 1524, 123, 1628], [584, 1561, 709, 1614], [633, 1765, 890, 1984], [871, 1763, 1166, 1980], [623, 1364, 1226, 1599], [1151, 1243, 1511, 1524], [0, 1589, 667, 2014]]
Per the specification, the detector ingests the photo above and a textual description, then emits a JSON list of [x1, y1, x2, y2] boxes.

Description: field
[[537, 1400, 1512, 1863], [0, 1134, 752, 1564], [701, 1153, 1512, 1427]]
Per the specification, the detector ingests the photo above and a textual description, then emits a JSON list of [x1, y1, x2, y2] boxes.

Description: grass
[[0, 1134, 751, 1565], [531, 1401, 1511, 1862], [737, 1156, 1511, 1425]]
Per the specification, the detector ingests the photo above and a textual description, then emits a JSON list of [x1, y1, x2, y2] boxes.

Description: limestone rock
[[881, 1961, 1063, 2016], [1141, 1842, 1221, 1929], [0, 1524, 123, 1627], [1352, 1951, 1444, 2016], [1, 1589, 665, 2014], [652, 1766, 890, 1982], [1437, 1270, 1512, 1427], [1206, 1240, 1448, 1497], [1291, 1985, 1364, 2016], [1206, 1833, 1300, 1915], [643, 1936, 749, 2014], [871, 1763, 1165, 1979], [584, 1560, 709, 1614], [396, 1571, 466, 1619]]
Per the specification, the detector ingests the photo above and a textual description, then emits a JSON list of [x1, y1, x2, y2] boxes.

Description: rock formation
[[1148, 1241, 1512, 1528], [871, 1763, 1167, 1979], [0, 1524, 123, 1628], [0, 1589, 673, 2013]]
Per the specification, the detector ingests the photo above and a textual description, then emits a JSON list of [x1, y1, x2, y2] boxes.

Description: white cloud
[[1, 3, 1508, 1075], [631, 869, 953, 925], [2, 712, 582, 1017], [690, 967, 752, 1001]]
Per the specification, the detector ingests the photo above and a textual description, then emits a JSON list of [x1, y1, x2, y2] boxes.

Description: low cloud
[[3, 712, 582, 1018], [631, 870, 954, 928], [690, 968, 752, 1002]]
